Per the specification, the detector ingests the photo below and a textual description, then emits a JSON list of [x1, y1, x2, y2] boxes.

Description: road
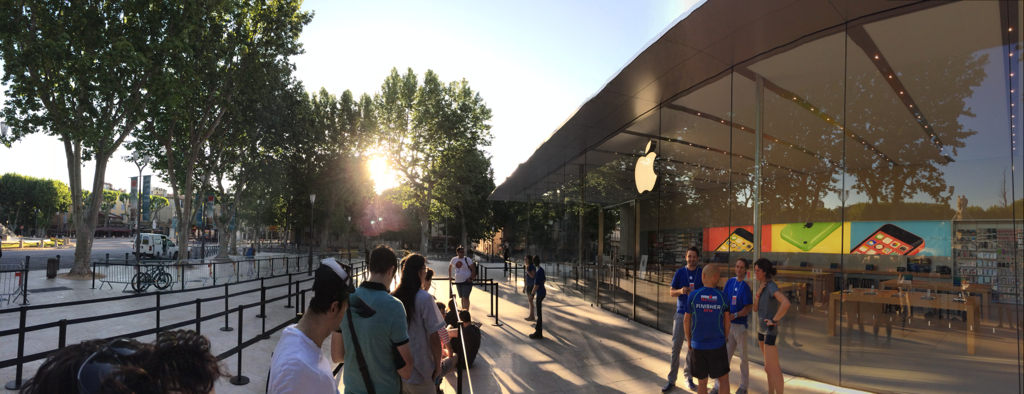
[[2, 237, 161, 270]]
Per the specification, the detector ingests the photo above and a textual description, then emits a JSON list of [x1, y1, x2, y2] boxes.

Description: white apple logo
[[635, 140, 657, 193]]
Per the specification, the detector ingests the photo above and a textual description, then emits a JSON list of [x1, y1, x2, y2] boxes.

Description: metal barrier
[[0, 262, 26, 305], [1, 258, 367, 390]]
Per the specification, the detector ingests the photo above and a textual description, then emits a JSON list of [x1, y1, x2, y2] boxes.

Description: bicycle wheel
[[154, 272, 172, 290], [131, 273, 151, 292]]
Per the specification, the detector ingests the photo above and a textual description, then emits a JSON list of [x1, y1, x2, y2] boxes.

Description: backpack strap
[[347, 306, 376, 394]]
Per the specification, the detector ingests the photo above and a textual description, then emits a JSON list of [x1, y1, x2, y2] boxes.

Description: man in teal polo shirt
[[338, 245, 414, 394]]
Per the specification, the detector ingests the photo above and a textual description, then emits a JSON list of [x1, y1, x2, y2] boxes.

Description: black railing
[[88, 253, 333, 292], [1, 259, 367, 390]]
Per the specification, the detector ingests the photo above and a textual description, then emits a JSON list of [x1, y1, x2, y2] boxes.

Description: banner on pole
[[142, 175, 152, 222]]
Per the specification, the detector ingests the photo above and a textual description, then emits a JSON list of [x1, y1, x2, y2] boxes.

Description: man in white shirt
[[448, 246, 476, 310], [268, 258, 352, 394]]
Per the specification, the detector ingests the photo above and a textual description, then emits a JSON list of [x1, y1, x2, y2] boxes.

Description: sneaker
[[660, 382, 675, 392], [709, 388, 719, 394], [687, 378, 697, 391], [735, 388, 748, 394], [525, 317, 535, 321], [528, 332, 544, 339]]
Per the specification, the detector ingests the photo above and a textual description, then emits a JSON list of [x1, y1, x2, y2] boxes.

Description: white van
[[136, 233, 179, 260]]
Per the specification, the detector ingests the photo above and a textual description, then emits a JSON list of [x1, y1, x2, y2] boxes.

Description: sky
[[0, 0, 699, 194]]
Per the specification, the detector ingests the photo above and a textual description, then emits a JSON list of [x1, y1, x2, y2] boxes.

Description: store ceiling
[[491, 0, 1008, 205]]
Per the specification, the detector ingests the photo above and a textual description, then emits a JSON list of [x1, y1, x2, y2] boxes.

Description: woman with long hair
[[525, 254, 536, 321], [392, 254, 446, 393], [752, 258, 790, 394]]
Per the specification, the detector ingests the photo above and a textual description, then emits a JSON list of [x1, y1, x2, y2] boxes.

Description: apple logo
[[635, 140, 657, 193]]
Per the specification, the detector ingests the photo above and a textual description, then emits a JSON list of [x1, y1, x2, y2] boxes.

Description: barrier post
[[308, 248, 313, 275], [256, 279, 267, 318], [195, 298, 203, 335], [156, 292, 161, 336], [220, 284, 233, 332], [58, 319, 67, 348], [284, 274, 293, 308], [91, 260, 97, 289], [229, 306, 250, 385], [22, 256, 29, 305], [3, 306, 28, 390], [487, 279, 495, 318], [493, 282, 502, 327]]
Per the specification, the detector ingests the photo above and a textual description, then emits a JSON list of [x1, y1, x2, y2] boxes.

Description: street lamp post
[[123, 151, 151, 263], [309, 194, 315, 274]]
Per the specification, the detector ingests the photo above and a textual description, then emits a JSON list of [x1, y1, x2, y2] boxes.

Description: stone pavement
[[1, 256, 872, 393]]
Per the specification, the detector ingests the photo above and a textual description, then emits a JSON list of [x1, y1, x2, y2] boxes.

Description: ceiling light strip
[[619, 130, 808, 175], [847, 26, 950, 158]]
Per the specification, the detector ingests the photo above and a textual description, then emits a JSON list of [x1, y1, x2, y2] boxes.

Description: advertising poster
[[703, 225, 772, 253], [771, 222, 851, 254], [849, 221, 951, 257]]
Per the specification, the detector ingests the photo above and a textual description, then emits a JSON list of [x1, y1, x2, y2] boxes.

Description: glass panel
[[842, 2, 1018, 392]]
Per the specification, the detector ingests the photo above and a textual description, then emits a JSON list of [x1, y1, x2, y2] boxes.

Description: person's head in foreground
[[20, 329, 225, 394], [702, 263, 721, 288]]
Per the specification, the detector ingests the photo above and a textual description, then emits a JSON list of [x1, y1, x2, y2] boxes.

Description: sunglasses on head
[[77, 338, 138, 394]]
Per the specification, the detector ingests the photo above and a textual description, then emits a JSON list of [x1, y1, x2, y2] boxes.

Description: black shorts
[[758, 332, 778, 346], [691, 345, 730, 380]]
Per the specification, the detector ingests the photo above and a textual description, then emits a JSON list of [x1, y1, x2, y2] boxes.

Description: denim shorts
[[456, 282, 473, 297]]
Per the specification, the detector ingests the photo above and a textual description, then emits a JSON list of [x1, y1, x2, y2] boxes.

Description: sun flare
[[368, 155, 399, 195]]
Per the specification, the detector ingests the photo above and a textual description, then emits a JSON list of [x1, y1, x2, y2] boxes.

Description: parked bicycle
[[130, 263, 173, 292]]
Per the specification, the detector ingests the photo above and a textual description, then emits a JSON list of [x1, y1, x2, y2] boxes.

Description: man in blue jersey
[[684, 264, 731, 394], [663, 246, 704, 392], [712, 258, 752, 394]]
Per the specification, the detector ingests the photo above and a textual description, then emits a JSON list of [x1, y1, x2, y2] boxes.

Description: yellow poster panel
[[769, 222, 852, 254]]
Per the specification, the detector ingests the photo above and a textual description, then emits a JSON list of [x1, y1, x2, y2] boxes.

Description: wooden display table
[[826, 289, 980, 354], [879, 279, 991, 317]]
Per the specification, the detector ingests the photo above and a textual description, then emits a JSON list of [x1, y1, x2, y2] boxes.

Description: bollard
[[284, 274, 294, 308], [3, 306, 28, 390], [229, 306, 250, 385], [195, 298, 203, 335], [91, 260, 97, 289], [220, 285, 233, 332]]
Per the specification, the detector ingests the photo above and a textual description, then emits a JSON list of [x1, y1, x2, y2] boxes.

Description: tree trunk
[[460, 207, 468, 253], [420, 189, 431, 255], [70, 154, 109, 276]]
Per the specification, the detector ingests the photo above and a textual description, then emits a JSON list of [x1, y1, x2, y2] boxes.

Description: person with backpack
[[391, 254, 446, 394]]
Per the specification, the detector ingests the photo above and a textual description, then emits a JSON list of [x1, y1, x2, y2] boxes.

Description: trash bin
[[46, 257, 59, 278]]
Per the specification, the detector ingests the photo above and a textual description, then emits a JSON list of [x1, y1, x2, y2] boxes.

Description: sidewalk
[[1, 257, 873, 393]]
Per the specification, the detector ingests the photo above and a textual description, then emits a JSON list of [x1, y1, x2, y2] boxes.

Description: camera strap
[[347, 307, 376, 394]]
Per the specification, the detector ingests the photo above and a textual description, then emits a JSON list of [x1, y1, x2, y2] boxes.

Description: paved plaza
[[0, 256, 870, 393]]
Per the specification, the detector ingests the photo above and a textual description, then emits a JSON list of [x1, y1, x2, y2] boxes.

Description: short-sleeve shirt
[[534, 266, 546, 297], [525, 265, 536, 287], [724, 277, 753, 326], [268, 326, 340, 394], [670, 266, 703, 314], [757, 280, 781, 335], [405, 290, 446, 385], [340, 282, 410, 394], [450, 257, 474, 283], [685, 287, 729, 350]]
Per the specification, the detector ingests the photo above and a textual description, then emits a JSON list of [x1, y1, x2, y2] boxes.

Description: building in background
[[491, 1, 1024, 393]]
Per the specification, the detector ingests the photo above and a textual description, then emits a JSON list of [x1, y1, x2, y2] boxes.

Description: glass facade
[[496, 2, 1024, 393]]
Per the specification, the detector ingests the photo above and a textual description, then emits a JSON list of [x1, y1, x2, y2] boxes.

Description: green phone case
[[781, 222, 841, 251]]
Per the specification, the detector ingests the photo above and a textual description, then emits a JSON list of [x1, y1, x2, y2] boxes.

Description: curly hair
[[20, 330, 227, 394]]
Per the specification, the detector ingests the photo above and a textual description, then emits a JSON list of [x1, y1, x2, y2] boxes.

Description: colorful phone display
[[850, 224, 924, 256], [716, 228, 754, 252], [780, 222, 841, 252]]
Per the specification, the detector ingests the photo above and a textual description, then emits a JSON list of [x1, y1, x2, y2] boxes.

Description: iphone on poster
[[850, 224, 925, 256]]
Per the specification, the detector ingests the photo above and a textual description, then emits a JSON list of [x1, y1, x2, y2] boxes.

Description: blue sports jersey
[[724, 277, 753, 326], [685, 287, 729, 350], [670, 266, 703, 314]]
